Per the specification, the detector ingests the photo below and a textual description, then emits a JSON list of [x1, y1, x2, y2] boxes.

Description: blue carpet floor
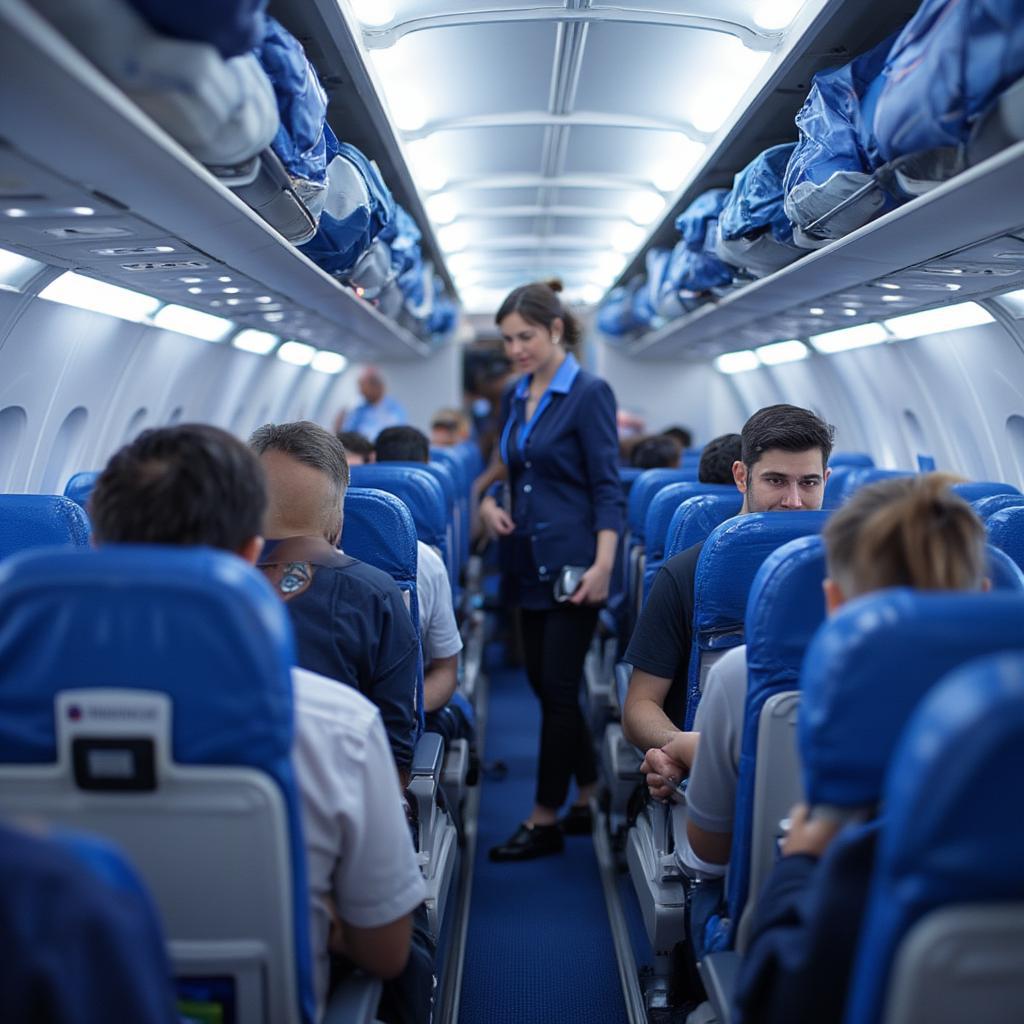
[[458, 657, 628, 1024]]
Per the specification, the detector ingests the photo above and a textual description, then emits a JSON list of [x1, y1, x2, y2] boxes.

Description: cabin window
[[0, 249, 44, 292], [40, 406, 88, 493], [0, 405, 27, 489], [1007, 415, 1024, 483], [901, 409, 934, 471], [123, 407, 148, 444], [167, 406, 185, 425]]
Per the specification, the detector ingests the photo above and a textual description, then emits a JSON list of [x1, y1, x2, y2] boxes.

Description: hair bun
[[542, 278, 564, 294]]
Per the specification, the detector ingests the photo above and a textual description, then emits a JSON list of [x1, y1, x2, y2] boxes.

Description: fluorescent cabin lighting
[[652, 138, 705, 193], [438, 223, 469, 253], [883, 302, 994, 339], [39, 271, 160, 323], [627, 192, 664, 226], [277, 340, 316, 366], [426, 194, 457, 225], [232, 329, 278, 355], [405, 139, 447, 192], [0, 247, 44, 290], [611, 223, 645, 254], [756, 339, 808, 365], [688, 39, 769, 134], [715, 350, 760, 374], [997, 288, 1024, 319], [752, 0, 805, 30], [311, 350, 348, 375], [810, 322, 888, 354], [581, 284, 604, 304], [153, 304, 233, 341], [352, 0, 395, 27]]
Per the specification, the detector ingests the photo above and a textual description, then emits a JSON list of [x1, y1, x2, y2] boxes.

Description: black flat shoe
[[488, 822, 565, 862], [559, 803, 593, 836]]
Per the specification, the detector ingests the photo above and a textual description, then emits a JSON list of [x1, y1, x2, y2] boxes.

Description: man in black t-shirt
[[623, 406, 833, 794]]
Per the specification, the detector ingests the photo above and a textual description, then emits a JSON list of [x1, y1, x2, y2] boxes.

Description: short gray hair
[[248, 421, 350, 497]]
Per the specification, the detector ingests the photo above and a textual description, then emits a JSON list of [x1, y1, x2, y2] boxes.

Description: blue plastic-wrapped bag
[[632, 248, 671, 327], [129, 0, 267, 57], [874, 0, 1024, 161], [598, 285, 644, 337], [675, 189, 730, 249], [380, 206, 422, 277], [783, 35, 896, 242], [299, 141, 396, 276], [664, 190, 735, 292], [715, 144, 805, 276], [427, 279, 457, 336]]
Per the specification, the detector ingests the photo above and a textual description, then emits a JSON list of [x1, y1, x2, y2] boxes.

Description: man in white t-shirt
[[88, 423, 426, 1020]]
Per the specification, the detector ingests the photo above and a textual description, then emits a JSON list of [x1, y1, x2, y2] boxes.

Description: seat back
[[987, 505, 1024, 572], [618, 466, 643, 496], [350, 463, 453, 581], [663, 492, 744, 562], [430, 446, 470, 568], [951, 480, 1021, 503], [845, 653, 1024, 1024], [0, 546, 314, 1024], [825, 466, 913, 509], [63, 470, 100, 510], [0, 494, 91, 561], [685, 511, 829, 728], [828, 450, 874, 468], [973, 492, 1024, 521]]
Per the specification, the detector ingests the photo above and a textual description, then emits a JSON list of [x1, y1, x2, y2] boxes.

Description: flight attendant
[[481, 280, 624, 861]]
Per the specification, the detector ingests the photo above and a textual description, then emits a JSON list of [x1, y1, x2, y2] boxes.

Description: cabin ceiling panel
[[427, 126, 546, 179]]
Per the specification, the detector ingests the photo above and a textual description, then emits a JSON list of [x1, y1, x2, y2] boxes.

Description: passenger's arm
[[334, 915, 414, 979], [623, 668, 681, 751], [686, 819, 733, 866], [423, 654, 458, 713]]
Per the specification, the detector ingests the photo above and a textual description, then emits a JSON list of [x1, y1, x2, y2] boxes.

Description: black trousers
[[520, 604, 599, 810]]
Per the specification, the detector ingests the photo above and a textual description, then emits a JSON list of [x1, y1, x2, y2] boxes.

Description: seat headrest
[[987, 544, 1024, 590], [627, 468, 699, 536], [844, 653, 1024, 1024], [429, 447, 467, 492], [63, 471, 100, 510], [952, 480, 1021, 503], [349, 465, 446, 549], [665, 492, 744, 560], [0, 495, 91, 562], [644, 483, 738, 561], [826, 467, 913, 509], [799, 589, 1024, 807], [973, 493, 1024, 521], [987, 505, 1024, 572], [341, 487, 417, 584], [0, 545, 294, 768], [828, 451, 875, 468]]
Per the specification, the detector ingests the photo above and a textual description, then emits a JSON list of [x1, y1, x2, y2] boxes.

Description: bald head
[[248, 421, 349, 543], [358, 366, 385, 404]]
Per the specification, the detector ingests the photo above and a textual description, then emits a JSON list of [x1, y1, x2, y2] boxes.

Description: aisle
[[458, 654, 628, 1024]]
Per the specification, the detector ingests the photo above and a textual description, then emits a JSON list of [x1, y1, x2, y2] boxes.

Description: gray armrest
[[322, 974, 382, 1024], [412, 732, 444, 777], [698, 951, 741, 1024]]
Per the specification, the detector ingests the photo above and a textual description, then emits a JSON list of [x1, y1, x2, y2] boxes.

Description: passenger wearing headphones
[[88, 424, 425, 1020], [735, 475, 989, 1024]]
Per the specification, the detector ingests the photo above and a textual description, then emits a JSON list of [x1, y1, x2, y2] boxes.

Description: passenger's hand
[[780, 802, 843, 858], [660, 731, 698, 772], [480, 496, 515, 536], [569, 562, 612, 605], [640, 745, 686, 801]]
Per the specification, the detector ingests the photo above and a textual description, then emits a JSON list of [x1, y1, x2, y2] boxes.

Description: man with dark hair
[[661, 425, 693, 450], [338, 430, 375, 466], [248, 421, 420, 774], [698, 433, 743, 485], [623, 404, 833, 771], [375, 425, 431, 465], [630, 435, 681, 470], [89, 424, 425, 1018]]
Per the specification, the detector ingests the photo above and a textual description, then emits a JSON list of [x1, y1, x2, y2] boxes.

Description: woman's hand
[[780, 802, 844, 858], [569, 561, 612, 605], [480, 495, 515, 537]]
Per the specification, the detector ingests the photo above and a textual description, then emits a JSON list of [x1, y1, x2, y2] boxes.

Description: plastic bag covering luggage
[[873, 0, 1024, 161], [783, 35, 896, 243], [656, 238, 702, 318], [427, 280, 457, 336], [664, 190, 735, 294], [36, 0, 278, 168], [256, 15, 330, 217], [348, 237, 396, 300], [128, 0, 267, 58], [299, 143, 397, 276], [715, 144, 804, 277], [380, 206, 422, 277], [597, 285, 644, 337], [633, 248, 672, 327]]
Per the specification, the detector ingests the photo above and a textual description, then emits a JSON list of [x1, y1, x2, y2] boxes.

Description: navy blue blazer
[[497, 353, 624, 588]]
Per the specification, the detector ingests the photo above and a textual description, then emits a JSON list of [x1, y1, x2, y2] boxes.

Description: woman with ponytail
[[734, 473, 988, 1024], [481, 279, 624, 862]]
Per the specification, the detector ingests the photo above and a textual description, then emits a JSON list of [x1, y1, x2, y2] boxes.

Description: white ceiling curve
[[347, 1, 820, 312]]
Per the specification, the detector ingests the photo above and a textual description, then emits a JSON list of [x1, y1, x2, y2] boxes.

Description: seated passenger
[[697, 432, 743, 484], [662, 425, 693, 450], [630, 434, 682, 469], [374, 426, 472, 744], [430, 408, 471, 447], [338, 430, 375, 465], [248, 421, 421, 775], [734, 474, 988, 1024], [341, 367, 408, 441], [0, 819, 178, 1023], [89, 424, 425, 1018], [623, 404, 833, 793]]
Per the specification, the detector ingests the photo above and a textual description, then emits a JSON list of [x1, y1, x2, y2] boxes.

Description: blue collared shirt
[[496, 354, 624, 602], [343, 395, 408, 442]]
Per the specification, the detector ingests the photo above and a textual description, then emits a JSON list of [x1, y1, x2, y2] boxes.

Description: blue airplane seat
[[0, 494, 91, 562], [455, 439, 483, 483], [682, 445, 704, 470], [726, 535, 829, 945], [63, 470, 100, 510], [986, 544, 1024, 590], [822, 465, 858, 509], [430, 447, 471, 571], [684, 511, 830, 729], [987, 505, 1024, 572], [973, 492, 1024, 521], [618, 466, 643, 495], [825, 466, 913, 509], [664, 492, 745, 561], [952, 480, 1021, 503], [0, 545, 317, 1024], [828, 450, 875, 468], [350, 463, 453, 583], [642, 483, 739, 601], [845, 652, 1024, 1024], [627, 468, 703, 542]]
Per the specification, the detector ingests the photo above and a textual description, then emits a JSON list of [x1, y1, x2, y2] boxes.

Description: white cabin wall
[[375, 341, 461, 434]]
